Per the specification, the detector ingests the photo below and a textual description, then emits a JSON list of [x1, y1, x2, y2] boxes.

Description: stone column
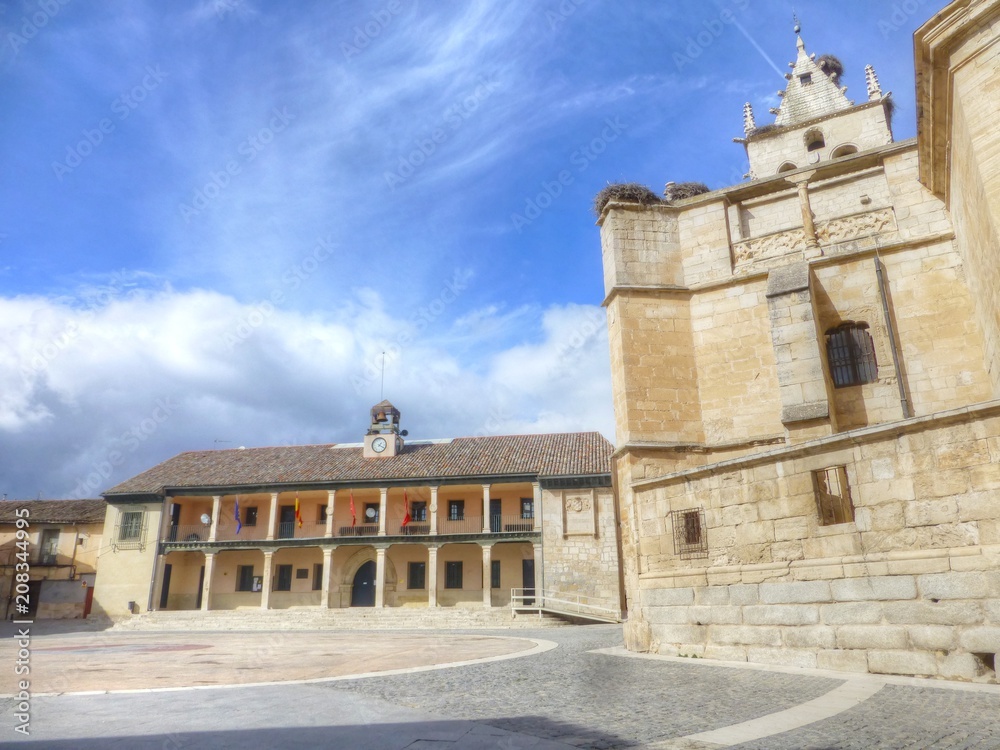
[[266, 492, 279, 541], [325, 490, 335, 538], [482, 544, 493, 607], [482, 484, 491, 533], [429, 486, 439, 535], [375, 547, 386, 609], [378, 488, 388, 536], [201, 552, 215, 611], [321, 547, 333, 609], [787, 171, 820, 256], [532, 482, 542, 532], [261, 550, 274, 610], [427, 545, 438, 608], [208, 495, 222, 542]]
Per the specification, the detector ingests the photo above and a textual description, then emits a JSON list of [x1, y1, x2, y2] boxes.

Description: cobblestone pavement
[[2, 623, 999, 748], [334, 625, 1000, 750]]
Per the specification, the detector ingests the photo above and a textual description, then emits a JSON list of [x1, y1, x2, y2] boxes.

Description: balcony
[[163, 514, 538, 547]]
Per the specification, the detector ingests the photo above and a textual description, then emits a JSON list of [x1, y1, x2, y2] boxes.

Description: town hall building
[[93, 401, 621, 622]]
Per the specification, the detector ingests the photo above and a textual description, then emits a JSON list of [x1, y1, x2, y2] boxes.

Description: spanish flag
[[350, 490, 356, 527], [294, 494, 303, 528], [402, 490, 411, 528]]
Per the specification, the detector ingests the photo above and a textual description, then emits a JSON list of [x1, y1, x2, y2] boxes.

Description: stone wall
[[629, 404, 1000, 681], [541, 487, 620, 605]]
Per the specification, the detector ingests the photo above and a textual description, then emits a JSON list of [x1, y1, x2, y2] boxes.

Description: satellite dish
[[200, 513, 212, 525], [400, 430, 408, 437]]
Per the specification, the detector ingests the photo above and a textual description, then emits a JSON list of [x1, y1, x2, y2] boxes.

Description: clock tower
[[363, 399, 405, 458]]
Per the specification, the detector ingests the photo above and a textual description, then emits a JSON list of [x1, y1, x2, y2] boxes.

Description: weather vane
[[793, 13, 801, 35]]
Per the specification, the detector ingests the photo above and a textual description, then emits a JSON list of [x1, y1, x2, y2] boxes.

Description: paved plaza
[[0, 622, 998, 749]]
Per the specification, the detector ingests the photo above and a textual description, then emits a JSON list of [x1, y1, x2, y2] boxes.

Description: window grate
[[814, 466, 855, 525], [826, 323, 877, 388], [114, 511, 146, 551], [670, 508, 708, 559]]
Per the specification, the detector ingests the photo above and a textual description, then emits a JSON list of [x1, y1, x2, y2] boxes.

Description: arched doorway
[[350, 560, 376, 607]]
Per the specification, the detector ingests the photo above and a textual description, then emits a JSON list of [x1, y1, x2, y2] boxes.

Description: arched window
[[805, 128, 825, 152], [777, 161, 797, 174], [831, 144, 858, 159], [825, 323, 877, 387]]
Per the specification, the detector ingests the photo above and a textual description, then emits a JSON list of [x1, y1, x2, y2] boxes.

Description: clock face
[[372, 437, 387, 453]]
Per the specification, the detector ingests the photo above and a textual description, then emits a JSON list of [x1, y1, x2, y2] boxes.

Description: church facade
[[93, 401, 620, 621], [599, 1, 1000, 681]]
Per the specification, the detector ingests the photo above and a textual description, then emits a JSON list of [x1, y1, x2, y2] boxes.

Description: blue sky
[[1, 0, 940, 499]]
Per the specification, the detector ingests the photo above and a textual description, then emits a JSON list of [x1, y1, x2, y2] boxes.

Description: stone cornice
[[915, 0, 1000, 202], [627, 399, 1000, 492], [601, 230, 956, 307]]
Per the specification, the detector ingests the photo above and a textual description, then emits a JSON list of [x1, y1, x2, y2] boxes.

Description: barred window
[[826, 323, 877, 388], [814, 466, 855, 525], [670, 508, 708, 559], [115, 510, 146, 551]]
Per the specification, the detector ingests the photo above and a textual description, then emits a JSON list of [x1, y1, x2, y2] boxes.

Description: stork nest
[[817, 54, 844, 85], [663, 181, 710, 203], [592, 182, 662, 216]]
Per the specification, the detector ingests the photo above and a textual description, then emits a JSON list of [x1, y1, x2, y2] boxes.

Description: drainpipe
[[875, 255, 912, 419]]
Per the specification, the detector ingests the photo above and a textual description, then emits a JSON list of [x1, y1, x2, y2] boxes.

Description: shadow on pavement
[[9, 716, 637, 749], [0, 619, 111, 638]]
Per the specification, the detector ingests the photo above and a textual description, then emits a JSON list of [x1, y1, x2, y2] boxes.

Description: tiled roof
[[105, 432, 614, 496], [0, 499, 107, 524]]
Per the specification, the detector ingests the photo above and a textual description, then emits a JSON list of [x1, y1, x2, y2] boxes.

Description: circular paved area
[[1, 623, 999, 749], [0, 630, 539, 694]]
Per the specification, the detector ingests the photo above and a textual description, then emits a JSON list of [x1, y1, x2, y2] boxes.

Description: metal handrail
[[509, 587, 621, 621]]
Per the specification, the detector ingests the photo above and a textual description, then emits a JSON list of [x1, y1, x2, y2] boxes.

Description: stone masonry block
[[784, 625, 837, 649], [703, 645, 748, 662], [882, 600, 984, 626], [906, 625, 956, 651], [643, 588, 695, 606], [820, 601, 884, 625], [747, 646, 817, 669], [759, 580, 831, 604], [782, 401, 830, 423], [711, 625, 783, 646], [728, 584, 760, 606], [743, 604, 819, 626], [693, 586, 731, 606], [940, 652, 993, 680], [837, 625, 909, 650], [687, 606, 742, 625], [650, 623, 707, 645], [642, 606, 690, 624], [919, 571, 1000, 600], [830, 576, 917, 602], [817, 649, 869, 673], [868, 649, 938, 676], [766, 262, 811, 298], [958, 626, 1000, 653]]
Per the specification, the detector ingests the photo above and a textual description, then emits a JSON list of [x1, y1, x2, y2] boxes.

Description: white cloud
[[1, 290, 613, 498]]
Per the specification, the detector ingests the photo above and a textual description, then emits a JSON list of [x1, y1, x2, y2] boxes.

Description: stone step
[[111, 607, 571, 631]]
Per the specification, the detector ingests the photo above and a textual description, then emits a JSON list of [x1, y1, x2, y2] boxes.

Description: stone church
[[598, 0, 1000, 681]]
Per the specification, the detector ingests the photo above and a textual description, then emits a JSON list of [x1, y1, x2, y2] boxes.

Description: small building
[[93, 401, 621, 621], [0, 499, 106, 620], [599, 3, 1000, 682]]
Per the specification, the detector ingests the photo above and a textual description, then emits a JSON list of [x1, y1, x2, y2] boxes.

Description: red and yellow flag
[[294, 493, 303, 528], [402, 489, 411, 527], [350, 490, 356, 527]]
